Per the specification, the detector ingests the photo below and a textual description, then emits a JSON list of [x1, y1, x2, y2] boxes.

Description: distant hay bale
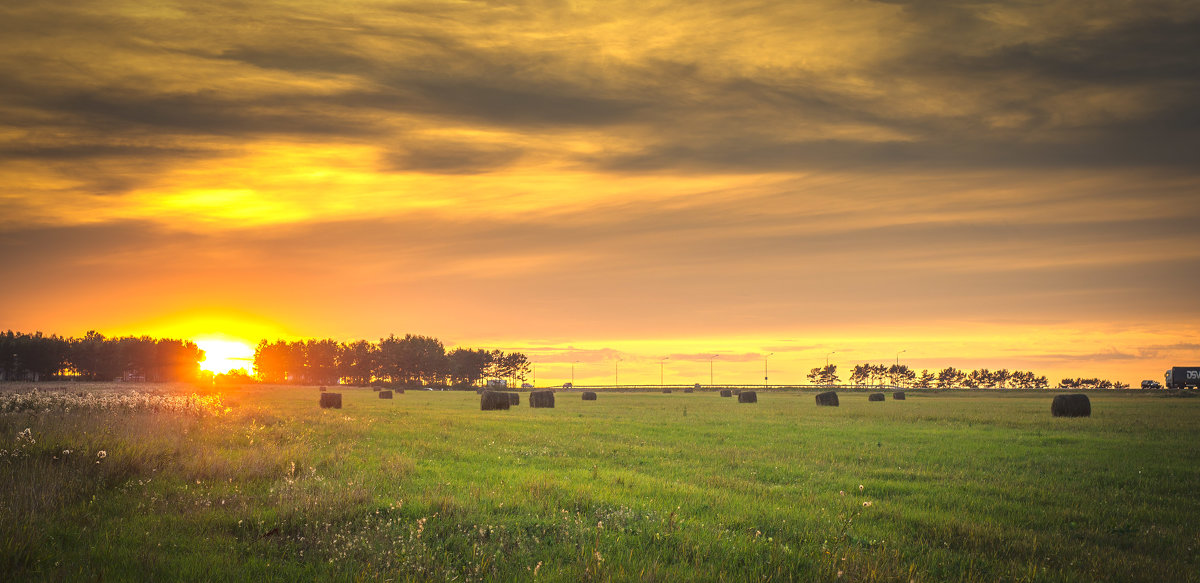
[[396, 388, 404, 394], [529, 390, 556, 408], [815, 391, 839, 406], [372, 387, 381, 392], [481, 391, 510, 411], [662, 389, 672, 394], [378, 390, 393, 399], [720, 389, 732, 397], [319, 386, 327, 392], [684, 387, 694, 393], [893, 391, 906, 400], [508, 392, 520, 406], [738, 391, 758, 403], [319, 393, 342, 408], [582, 391, 597, 401], [733, 390, 741, 395], [1051, 394, 1091, 417], [868, 393, 886, 402]]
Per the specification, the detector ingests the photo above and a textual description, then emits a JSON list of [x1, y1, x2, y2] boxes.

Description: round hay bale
[[582, 391, 598, 401], [529, 390, 556, 408], [662, 389, 672, 394], [372, 387, 381, 392], [1051, 394, 1091, 417], [733, 390, 742, 395], [378, 390, 393, 399], [507, 392, 520, 406], [893, 391, 906, 400], [396, 388, 404, 394], [319, 386, 327, 392], [868, 393, 886, 402], [480, 391, 510, 411], [815, 391, 839, 406], [684, 387, 694, 393], [738, 390, 758, 403], [719, 389, 733, 397], [319, 393, 342, 408]]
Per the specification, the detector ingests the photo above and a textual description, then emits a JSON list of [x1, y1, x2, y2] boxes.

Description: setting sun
[[196, 338, 255, 375]]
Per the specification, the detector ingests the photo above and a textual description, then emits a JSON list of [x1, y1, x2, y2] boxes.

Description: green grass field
[[2, 384, 1198, 582]]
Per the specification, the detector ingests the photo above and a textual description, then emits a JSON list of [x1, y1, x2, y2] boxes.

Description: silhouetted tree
[[338, 340, 377, 385]]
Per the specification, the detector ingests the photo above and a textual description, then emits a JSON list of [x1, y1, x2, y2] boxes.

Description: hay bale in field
[[481, 390, 510, 411], [319, 393, 342, 408], [720, 389, 733, 397], [319, 386, 327, 392], [396, 388, 404, 394], [868, 393, 886, 402], [662, 389, 672, 394], [815, 391, 839, 406], [508, 392, 520, 406], [893, 391, 905, 400], [1051, 394, 1091, 417], [582, 391, 597, 401], [738, 390, 758, 403], [378, 390, 393, 399], [529, 390, 556, 408], [733, 390, 741, 395], [684, 388, 694, 393]]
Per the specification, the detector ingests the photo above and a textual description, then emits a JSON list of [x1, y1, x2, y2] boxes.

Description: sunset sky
[[2, 0, 1198, 384]]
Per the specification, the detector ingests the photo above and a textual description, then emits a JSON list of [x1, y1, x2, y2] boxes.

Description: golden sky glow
[[2, 0, 1199, 385]]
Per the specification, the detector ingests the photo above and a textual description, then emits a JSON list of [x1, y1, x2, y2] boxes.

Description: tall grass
[[1, 385, 1197, 581]]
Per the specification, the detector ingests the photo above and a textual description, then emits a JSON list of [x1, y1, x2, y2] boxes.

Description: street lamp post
[[709, 354, 719, 386], [826, 351, 836, 367], [764, 352, 774, 388], [615, 358, 621, 387], [660, 357, 670, 386], [572, 360, 580, 386], [895, 350, 906, 366]]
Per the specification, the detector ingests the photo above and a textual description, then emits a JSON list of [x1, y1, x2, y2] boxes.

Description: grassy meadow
[[1, 384, 1198, 582]]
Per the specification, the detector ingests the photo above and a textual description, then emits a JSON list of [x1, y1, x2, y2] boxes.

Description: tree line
[[808, 363, 1128, 389], [0, 330, 202, 382], [252, 334, 531, 387]]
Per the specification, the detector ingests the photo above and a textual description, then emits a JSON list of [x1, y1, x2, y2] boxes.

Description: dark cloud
[[382, 141, 525, 174], [953, 17, 1200, 84]]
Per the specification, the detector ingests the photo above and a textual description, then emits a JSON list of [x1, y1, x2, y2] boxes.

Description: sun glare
[[196, 338, 255, 374]]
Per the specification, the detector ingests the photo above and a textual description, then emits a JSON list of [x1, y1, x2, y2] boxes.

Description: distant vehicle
[[486, 379, 507, 389], [521, 382, 534, 389], [1141, 379, 1163, 389], [562, 382, 573, 389], [1164, 367, 1200, 389]]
